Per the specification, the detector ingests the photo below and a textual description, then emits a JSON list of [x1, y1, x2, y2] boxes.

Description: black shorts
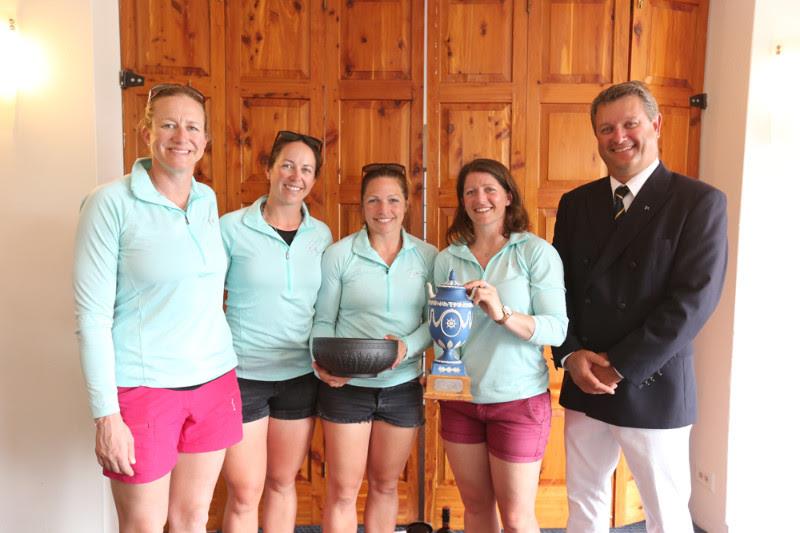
[[317, 378, 424, 428], [238, 373, 319, 423]]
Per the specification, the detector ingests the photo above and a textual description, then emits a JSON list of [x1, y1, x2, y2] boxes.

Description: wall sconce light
[[0, 17, 48, 100]]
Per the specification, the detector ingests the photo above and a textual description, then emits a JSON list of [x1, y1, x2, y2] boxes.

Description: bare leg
[[111, 475, 170, 533], [221, 418, 268, 533], [321, 420, 372, 533], [263, 416, 316, 533], [489, 454, 542, 533], [442, 439, 501, 533], [364, 421, 418, 533], [167, 450, 226, 533]]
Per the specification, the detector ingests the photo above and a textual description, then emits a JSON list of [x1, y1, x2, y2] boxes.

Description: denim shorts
[[238, 372, 319, 423], [439, 391, 552, 463], [317, 378, 424, 428]]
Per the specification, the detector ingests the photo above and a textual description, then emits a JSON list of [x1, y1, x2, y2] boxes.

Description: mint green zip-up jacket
[[311, 228, 437, 388], [73, 158, 237, 418], [221, 196, 332, 381], [433, 232, 568, 403]]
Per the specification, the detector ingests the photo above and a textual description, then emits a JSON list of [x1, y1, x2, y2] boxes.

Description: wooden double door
[[119, 0, 708, 528]]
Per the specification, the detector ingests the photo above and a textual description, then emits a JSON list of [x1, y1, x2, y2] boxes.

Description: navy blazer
[[552, 163, 728, 429]]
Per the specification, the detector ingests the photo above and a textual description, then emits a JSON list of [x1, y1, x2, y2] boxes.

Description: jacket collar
[[129, 158, 209, 209], [448, 232, 531, 264], [586, 162, 673, 287], [242, 195, 313, 237], [352, 227, 417, 264]]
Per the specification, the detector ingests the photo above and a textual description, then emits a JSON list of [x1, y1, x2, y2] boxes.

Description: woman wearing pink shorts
[[74, 83, 241, 532], [433, 159, 568, 533]]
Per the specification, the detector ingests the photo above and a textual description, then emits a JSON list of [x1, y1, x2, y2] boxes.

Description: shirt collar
[[352, 227, 417, 263], [448, 231, 531, 262], [129, 157, 208, 208], [609, 159, 660, 199], [242, 195, 312, 236]]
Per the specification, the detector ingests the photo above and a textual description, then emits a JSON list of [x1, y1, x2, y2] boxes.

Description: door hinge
[[638, 0, 645, 9], [527, 0, 532, 14], [689, 93, 708, 109], [119, 69, 145, 89]]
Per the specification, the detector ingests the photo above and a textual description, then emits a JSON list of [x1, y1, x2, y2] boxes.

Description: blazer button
[[583, 258, 590, 265], [629, 260, 638, 269], [580, 335, 589, 344], [617, 301, 626, 310], [584, 297, 592, 305]]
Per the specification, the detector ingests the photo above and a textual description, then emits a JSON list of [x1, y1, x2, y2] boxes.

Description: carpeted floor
[[286, 523, 706, 533]]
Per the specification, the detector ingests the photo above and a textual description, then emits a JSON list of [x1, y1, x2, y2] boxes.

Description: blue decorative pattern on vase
[[427, 270, 473, 375]]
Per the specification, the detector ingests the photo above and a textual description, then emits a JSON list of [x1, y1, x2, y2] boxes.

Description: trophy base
[[424, 373, 472, 401]]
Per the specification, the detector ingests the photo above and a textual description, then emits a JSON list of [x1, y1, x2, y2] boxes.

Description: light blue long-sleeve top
[[433, 232, 568, 403], [221, 196, 332, 381], [311, 228, 437, 388], [73, 158, 237, 418]]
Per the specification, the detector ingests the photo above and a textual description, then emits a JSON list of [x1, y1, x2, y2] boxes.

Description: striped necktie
[[613, 185, 630, 220]]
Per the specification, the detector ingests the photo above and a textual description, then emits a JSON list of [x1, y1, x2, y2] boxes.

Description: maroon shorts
[[106, 369, 243, 484], [439, 391, 552, 463]]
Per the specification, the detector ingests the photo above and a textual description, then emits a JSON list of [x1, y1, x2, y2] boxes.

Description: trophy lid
[[439, 269, 464, 288]]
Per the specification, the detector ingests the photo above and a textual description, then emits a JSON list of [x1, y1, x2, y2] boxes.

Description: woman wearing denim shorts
[[311, 163, 436, 532], [219, 131, 332, 533], [433, 158, 568, 533], [73, 84, 242, 532]]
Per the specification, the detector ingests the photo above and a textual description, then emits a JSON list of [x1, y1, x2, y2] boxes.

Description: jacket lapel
[[586, 164, 673, 287]]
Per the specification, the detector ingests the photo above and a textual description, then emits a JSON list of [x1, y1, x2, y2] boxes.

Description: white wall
[[0, 0, 121, 531], [693, 1, 800, 532], [690, 1, 754, 531], [725, 0, 800, 531]]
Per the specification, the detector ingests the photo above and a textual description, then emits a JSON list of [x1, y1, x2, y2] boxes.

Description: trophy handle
[[426, 281, 436, 299]]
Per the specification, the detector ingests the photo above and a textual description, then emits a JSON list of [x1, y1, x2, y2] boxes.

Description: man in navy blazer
[[552, 81, 727, 533]]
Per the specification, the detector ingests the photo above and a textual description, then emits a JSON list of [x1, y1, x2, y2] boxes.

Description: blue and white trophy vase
[[425, 270, 474, 401]]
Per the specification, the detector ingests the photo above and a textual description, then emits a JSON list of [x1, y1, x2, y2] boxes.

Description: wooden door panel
[[441, 0, 514, 82], [539, 103, 606, 185], [631, 0, 707, 92], [338, 99, 413, 200], [536, 402, 567, 527], [239, 0, 312, 80], [130, 0, 213, 76], [540, 0, 615, 84], [325, 0, 425, 241], [340, 0, 413, 80], [631, 0, 708, 178]]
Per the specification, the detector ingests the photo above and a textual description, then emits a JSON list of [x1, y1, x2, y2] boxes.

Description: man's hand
[[94, 412, 136, 476], [591, 352, 622, 389], [564, 349, 617, 395]]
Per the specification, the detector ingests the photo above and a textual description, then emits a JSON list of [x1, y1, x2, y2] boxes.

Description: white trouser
[[564, 409, 694, 533]]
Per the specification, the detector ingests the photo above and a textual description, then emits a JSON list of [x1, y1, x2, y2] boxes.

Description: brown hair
[[140, 84, 208, 135], [446, 158, 529, 246], [267, 131, 323, 177], [360, 164, 409, 202], [590, 80, 659, 130]]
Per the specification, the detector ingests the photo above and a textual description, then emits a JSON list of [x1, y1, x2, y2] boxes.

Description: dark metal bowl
[[312, 337, 398, 378]]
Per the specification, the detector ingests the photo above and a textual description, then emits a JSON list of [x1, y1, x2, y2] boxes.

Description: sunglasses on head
[[274, 130, 323, 153], [147, 83, 206, 104], [361, 162, 406, 177]]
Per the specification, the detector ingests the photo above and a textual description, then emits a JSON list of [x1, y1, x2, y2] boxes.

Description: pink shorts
[[106, 369, 243, 484], [439, 391, 552, 463]]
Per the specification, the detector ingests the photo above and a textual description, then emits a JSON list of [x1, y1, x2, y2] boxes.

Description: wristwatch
[[495, 304, 513, 325]]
